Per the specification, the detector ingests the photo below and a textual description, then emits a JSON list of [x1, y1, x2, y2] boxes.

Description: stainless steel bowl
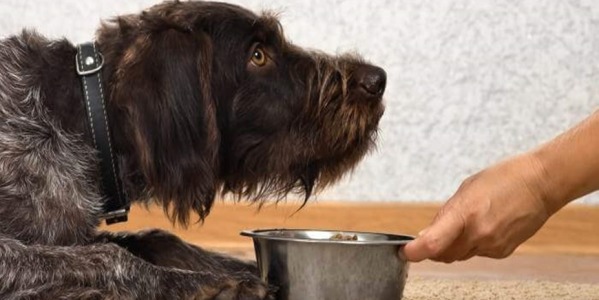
[[241, 229, 413, 300]]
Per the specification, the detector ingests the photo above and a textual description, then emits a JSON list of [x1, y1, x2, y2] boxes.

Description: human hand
[[402, 154, 552, 263]]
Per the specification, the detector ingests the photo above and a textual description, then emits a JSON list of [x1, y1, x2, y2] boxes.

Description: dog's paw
[[213, 273, 275, 300]]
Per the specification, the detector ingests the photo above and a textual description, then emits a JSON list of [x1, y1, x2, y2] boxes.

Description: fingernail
[[418, 228, 429, 236]]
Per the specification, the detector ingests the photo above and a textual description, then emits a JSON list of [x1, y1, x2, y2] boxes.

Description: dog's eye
[[251, 46, 267, 67]]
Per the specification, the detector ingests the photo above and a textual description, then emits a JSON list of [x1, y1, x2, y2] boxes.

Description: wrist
[[529, 111, 599, 213], [526, 151, 562, 215]]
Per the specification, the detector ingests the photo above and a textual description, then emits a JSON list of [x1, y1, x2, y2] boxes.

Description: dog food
[[330, 233, 358, 241]]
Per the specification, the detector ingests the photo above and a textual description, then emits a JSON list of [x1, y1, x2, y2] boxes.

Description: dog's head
[[99, 1, 386, 225]]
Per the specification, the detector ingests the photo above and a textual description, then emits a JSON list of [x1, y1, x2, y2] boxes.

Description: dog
[[0, 1, 386, 299]]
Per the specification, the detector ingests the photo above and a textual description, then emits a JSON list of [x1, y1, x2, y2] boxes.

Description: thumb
[[402, 210, 465, 262]]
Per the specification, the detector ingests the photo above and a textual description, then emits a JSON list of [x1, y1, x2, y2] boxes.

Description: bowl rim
[[240, 228, 414, 245]]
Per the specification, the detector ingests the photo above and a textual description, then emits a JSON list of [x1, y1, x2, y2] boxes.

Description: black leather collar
[[76, 42, 129, 225]]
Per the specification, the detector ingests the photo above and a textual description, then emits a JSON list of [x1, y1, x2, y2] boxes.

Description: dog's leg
[[96, 229, 258, 273], [96, 230, 273, 298], [0, 235, 268, 300]]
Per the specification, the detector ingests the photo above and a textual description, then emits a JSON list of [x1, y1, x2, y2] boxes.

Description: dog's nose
[[355, 65, 387, 97]]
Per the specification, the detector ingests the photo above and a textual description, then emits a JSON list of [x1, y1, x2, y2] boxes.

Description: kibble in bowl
[[330, 232, 358, 241]]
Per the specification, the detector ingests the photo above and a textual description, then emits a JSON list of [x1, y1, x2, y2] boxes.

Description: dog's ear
[[112, 28, 219, 226]]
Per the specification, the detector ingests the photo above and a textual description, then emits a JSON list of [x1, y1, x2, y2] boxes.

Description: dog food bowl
[[241, 229, 413, 300]]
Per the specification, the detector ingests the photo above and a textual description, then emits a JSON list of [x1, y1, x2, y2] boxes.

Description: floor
[[102, 201, 599, 284]]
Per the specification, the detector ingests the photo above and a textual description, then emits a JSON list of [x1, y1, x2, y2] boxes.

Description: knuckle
[[488, 252, 506, 259], [439, 256, 457, 264], [499, 246, 516, 258], [476, 225, 494, 240], [422, 236, 443, 257], [473, 222, 499, 243], [482, 244, 514, 259]]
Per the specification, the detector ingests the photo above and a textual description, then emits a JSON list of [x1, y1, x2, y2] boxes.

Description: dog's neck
[[38, 38, 141, 202]]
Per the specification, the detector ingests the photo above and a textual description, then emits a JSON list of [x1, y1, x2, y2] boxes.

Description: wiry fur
[[0, 1, 386, 299]]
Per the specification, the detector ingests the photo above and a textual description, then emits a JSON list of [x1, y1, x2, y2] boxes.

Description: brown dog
[[0, 1, 386, 299]]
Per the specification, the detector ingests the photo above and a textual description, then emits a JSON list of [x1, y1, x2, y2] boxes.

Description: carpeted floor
[[403, 277, 599, 300]]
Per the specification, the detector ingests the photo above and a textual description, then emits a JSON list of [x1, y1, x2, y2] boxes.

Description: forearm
[[531, 110, 599, 214]]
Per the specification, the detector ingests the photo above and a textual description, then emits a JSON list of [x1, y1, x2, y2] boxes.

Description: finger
[[457, 247, 478, 261], [433, 232, 473, 263], [478, 244, 516, 259], [403, 209, 465, 262], [398, 227, 428, 259]]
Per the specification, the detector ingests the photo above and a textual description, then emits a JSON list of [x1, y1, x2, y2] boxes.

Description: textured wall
[[1, 0, 598, 203]]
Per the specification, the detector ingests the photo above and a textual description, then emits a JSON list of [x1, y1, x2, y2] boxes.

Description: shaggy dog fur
[[0, 1, 386, 299]]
